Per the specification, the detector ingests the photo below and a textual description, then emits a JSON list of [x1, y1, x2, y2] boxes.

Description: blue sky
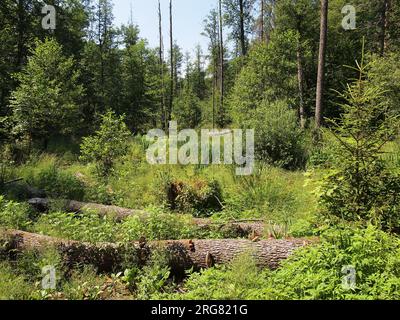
[[113, 0, 217, 55]]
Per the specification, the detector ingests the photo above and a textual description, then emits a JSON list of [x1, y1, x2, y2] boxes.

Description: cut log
[[28, 198, 147, 221], [28, 198, 267, 237], [1, 229, 316, 275]]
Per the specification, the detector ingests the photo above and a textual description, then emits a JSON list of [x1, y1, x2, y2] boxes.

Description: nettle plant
[[80, 111, 131, 178], [319, 52, 400, 232]]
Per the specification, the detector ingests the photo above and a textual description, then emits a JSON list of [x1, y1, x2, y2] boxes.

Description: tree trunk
[[169, 0, 174, 124], [218, 0, 224, 126], [239, 0, 246, 56], [380, 0, 391, 56], [1, 229, 316, 274], [260, 0, 265, 43], [315, 0, 328, 129], [158, 0, 166, 130], [297, 38, 306, 129]]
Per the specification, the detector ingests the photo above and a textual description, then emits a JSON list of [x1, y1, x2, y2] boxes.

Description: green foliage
[[0, 196, 31, 230], [155, 174, 223, 216], [319, 55, 400, 231], [121, 208, 200, 241], [173, 87, 202, 129], [161, 253, 268, 300], [260, 225, 400, 300], [10, 38, 83, 144], [28, 165, 85, 200], [80, 111, 131, 178], [0, 263, 33, 300], [33, 211, 120, 243], [129, 251, 172, 300], [161, 226, 400, 300], [60, 266, 105, 300], [252, 100, 308, 169]]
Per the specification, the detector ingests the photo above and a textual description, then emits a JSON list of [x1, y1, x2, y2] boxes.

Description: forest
[[1, 0, 400, 301]]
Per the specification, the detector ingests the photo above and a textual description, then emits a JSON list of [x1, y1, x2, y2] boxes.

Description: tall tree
[[380, 0, 391, 55], [223, 0, 255, 57], [158, 0, 166, 129], [10, 39, 84, 148], [315, 0, 328, 129], [218, 0, 225, 126], [202, 8, 220, 128], [168, 0, 173, 124]]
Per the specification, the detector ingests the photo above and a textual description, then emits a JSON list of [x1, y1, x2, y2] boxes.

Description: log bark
[[28, 198, 267, 237], [0, 229, 315, 275], [315, 0, 328, 129]]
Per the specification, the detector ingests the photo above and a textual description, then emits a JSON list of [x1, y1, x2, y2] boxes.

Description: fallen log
[[28, 198, 147, 221], [28, 198, 267, 237], [0, 229, 315, 275]]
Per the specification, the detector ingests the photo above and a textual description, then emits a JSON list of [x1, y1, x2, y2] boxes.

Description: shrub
[[260, 225, 400, 300], [156, 175, 223, 216], [29, 165, 85, 200], [80, 111, 131, 178], [0, 196, 31, 230], [253, 100, 308, 170]]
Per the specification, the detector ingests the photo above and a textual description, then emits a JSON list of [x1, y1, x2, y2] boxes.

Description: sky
[[113, 0, 217, 55]]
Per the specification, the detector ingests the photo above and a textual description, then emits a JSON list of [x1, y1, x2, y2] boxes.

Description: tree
[[80, 111, 131, 178], [223, 0, 255, 57], [158, 0, 166, 129], [315, 0, 328, 129], [320, 52, 400, 231], [10, 39, 83, 148], [202, 8, 220, 128], [168, 0, 174, 124], [81, 0, 120, 122], [218, 0, 225, 126]]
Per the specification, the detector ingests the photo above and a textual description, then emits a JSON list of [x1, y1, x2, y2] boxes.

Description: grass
[[0, 138, 325, 300]]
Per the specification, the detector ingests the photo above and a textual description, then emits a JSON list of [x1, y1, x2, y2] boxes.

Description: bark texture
[[1, 229, 316, 274]]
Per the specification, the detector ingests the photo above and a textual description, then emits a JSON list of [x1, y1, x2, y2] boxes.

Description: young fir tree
[[320, 48, 400, 232]]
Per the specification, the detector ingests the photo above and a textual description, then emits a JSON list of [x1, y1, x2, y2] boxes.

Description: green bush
[[260, 225, 400, 300], [29, 165, 85, 200], [0, 196, 31, 229], [253, 101, 308, 170], [80, 111, 131, 178], [155, 174, 223, 217]]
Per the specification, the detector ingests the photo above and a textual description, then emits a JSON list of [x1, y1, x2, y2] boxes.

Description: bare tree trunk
[[218, 0, 224, 126], [315, 0, 328, 129], [169, 0, 174, 124], [260, 0, 265, 42], [158, 0, 166, 130], [380, 0, 391, 56], [297, 38, 306, 129], [239, 0, 246, 56], [1, 229, 316, 274]]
